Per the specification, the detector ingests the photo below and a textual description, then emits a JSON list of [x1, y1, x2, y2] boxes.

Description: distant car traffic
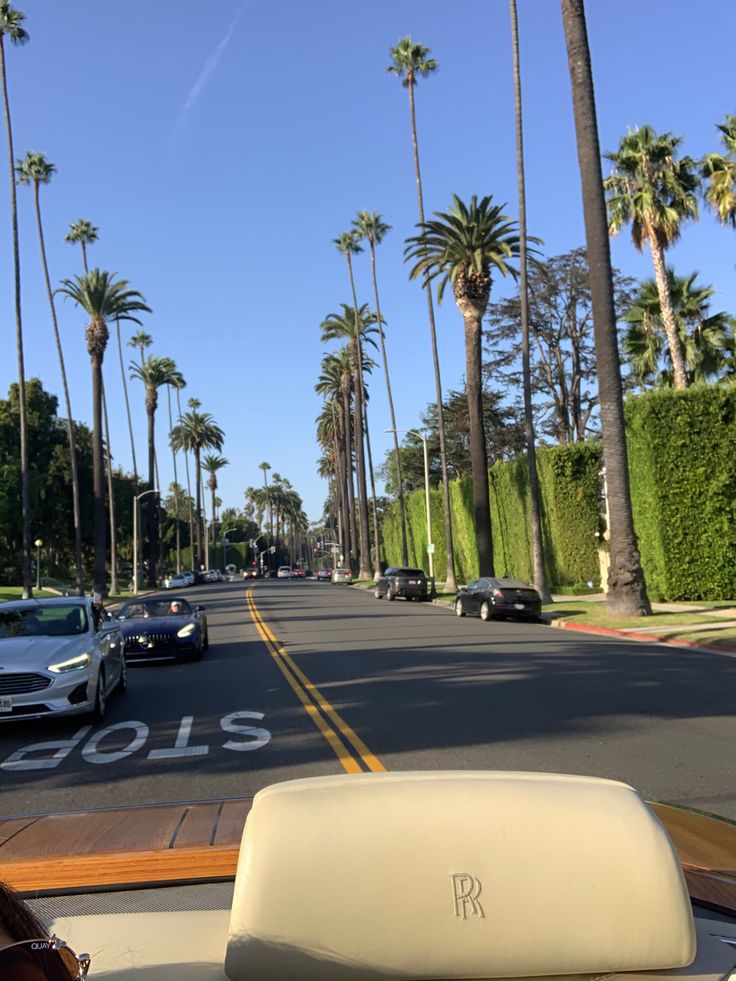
[[163, 572, 191, 590], [292, 568, 306, 578], [0, 596, 126, 722], [277, 566, 293, 579], [116, 596, 209, 662], [316, 569, 332, 581], [374, 567, 428, 601], [331, 568, 353, 584], [242, 567, 259, 580], [454, 577, 542, 622]]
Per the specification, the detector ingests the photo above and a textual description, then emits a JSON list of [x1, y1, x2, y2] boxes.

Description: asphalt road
[[1, 579, 734, 819]]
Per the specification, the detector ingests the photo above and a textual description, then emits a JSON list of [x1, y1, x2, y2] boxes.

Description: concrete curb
[[548, 617, 736, 658]]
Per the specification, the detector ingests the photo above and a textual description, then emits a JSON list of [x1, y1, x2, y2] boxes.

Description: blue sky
[[1, 0, 734, 522]]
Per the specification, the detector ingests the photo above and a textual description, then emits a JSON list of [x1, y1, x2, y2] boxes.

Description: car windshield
[[118, 599, 191, 619], [0, 604, 88, 638]]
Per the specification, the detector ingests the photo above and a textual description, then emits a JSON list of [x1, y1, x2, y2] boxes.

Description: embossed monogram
[[450, 872, 485, 919]]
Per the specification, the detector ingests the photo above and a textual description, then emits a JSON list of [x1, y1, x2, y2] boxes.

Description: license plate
[[514, 603, 525, 610], [0, 697, 12, 713]]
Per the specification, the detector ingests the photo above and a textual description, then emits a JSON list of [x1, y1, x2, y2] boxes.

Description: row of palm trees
[[245, 469, 308, 568]]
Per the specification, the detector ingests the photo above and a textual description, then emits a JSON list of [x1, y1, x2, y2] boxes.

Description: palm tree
[[316, 349, 357, 564], [0, 2, 30, 595], [353, 210, 409, 567], [57, 270, 151, 594], [333, 231, 377, 579], [605, 125, 700, 390], [321, 304, 377, 577], [202, 453, 229, 548], [702, 115, 736, 230], [387, 35, 457, 592], [507, 0, 551, 603], [560, 0, 650, 616], [174, 381, 195, 567], [65, 218, 98, 272], [259, 461, 272, 566], [406, 194, 521, 576], [129, 330, 153, 369], [622, 270, 734, 387], [166, 376, 184, 572], [16, 151, 84, 595], [170, 410, 224, 569], [130, 356, 183, 587]]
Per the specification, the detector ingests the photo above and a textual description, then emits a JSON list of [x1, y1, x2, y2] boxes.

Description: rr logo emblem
[[450, 872, 485, 919]]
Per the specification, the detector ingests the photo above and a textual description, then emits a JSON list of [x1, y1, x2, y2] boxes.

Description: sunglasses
[[0, 935, 90, 979]]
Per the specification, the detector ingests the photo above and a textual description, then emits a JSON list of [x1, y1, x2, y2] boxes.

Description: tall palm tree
[[387, 35, 457, 592], [406, 194, 521, 576], [622, 269, 733, 387], [321, 304, 377, 577], [129, 329, 153, 368], [560, 0, 650, 616], [353, 210, 408, 567], [65, 218, 98, 272], [259, 461, 272, 566], [57, 270, 151, 594], [170, 410, 224, 569], [130, 355, 183, 587], [702, 114, 736, 230], [17, 151, 84, 595], [605, 125, 700, 391], [166, 376, 184, 572], [203, 453, 229, 550], [174, 381, 195, 567], [0, 2, 30, 595], [316, 349, 357, 564], [507, 0, 551, 603], [333, 231, 377, 579]]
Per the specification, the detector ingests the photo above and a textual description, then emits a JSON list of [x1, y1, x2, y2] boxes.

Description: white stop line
[[0, 711, 271, 772]]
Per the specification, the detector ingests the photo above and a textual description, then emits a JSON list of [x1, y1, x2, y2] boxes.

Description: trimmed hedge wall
[[382, 443, 601, 589], [625, 385, 736, 600]]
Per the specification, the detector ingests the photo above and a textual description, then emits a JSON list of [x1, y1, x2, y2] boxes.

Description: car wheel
[[116, 658, 128, 694], [455, 598, 465, 617], [374, 588, 382, 599], [386, 585, 396, 601], [90, 670, 106, 721], [480, 600, 492, 622]]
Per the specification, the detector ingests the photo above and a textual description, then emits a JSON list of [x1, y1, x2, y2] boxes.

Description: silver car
[[0, 597, 126, 723]]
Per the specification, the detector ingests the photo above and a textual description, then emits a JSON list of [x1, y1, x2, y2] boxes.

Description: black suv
[[374, 567, 428, 601]]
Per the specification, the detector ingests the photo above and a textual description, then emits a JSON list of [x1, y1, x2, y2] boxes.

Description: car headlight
[[177, 623, 197, 638], [48, 653, 91, 673]]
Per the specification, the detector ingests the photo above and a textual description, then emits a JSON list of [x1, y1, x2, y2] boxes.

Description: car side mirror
[[195, 605, 205, 612]]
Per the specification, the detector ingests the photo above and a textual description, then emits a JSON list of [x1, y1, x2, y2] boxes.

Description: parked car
[[163, 572, 191, 590], [454, 576, 542, 622], [0, 596, 126, 722], [331, 568, 353, 584], [116, 596, 209, 662], [277, 566, 293, 579], [374, 566, 428, 601], [316, 569, 332, 581]]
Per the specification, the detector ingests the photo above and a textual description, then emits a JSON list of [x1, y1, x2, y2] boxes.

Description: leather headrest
[[225, 771, 696, 981]]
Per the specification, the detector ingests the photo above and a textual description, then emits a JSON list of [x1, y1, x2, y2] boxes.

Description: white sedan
[[163, 572, 191, 589], [0, 596, 126, 722]]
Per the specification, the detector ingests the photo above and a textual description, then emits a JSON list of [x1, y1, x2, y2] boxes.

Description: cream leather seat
[[53, 772, 736, 981]]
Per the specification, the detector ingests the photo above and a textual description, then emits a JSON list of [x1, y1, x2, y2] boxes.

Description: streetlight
[[133, 489, 159, 595], [222, 527, 239, 570], [34, 538, 43, 592], [386, 428, 435, 594]]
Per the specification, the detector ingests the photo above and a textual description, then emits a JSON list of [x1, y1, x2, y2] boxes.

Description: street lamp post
[[221, 527, 239, 570], [133, 489, 159, 595], [386, 428, 435, 595], [250, 534, 266, 573], [34, 538, 43, 592]]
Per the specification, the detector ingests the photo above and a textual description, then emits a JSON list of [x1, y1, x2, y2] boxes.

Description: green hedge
[[625, 385, 736, 600], [381, 443, 601, 589]]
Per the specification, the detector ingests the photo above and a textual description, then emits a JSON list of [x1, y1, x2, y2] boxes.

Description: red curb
[[554, 618, 736, 654]]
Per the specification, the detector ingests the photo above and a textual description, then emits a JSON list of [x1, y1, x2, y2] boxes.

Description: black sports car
[[116, 596, 209, 662], [454, 577, 542, 622]]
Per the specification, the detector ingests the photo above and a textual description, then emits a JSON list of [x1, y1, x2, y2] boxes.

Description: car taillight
[[492, 588, 505, 599]]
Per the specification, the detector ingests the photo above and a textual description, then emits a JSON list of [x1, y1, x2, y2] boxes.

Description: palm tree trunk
[[33, 181, 85, 596], [116, 319, 138, 483], [407, 78, 457, 592], [362, 398, 382, 579], [343, 392, 358, 567], [176, 387, 195, 568], [462, 309, 494, 576], [90, 353, 107, 595], [510, 0, 552, 603], [369, 240, 408, 566], [194, 449, 203, 569], [102, 380, 119, 595], [146, 400, 157, 587], [167, 386, 181, 573], [647, 230, 688, 389], [210, 481, 217, 554], [561, 0, 650, 616], [1, 36, 31, 597]]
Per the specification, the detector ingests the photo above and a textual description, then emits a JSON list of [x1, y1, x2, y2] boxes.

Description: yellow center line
[[245, 588, 385, 774]]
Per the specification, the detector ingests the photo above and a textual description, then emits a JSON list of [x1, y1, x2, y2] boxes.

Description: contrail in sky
[[173, 2, 248, 138]]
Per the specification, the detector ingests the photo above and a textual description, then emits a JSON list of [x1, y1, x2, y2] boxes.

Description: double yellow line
[[245, 588, 385, 774]]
